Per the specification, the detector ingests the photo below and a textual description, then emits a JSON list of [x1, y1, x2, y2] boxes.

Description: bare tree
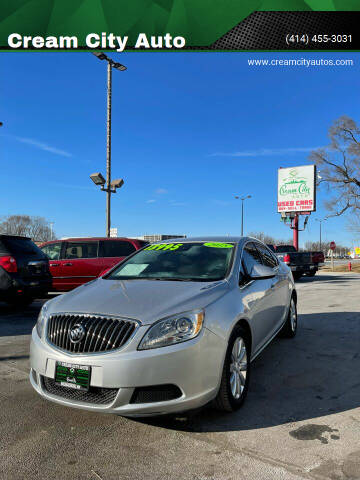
[[309, 115, 360, 218], [248, 231, 292, 245], [347, 216, 360, 239], [304, 240, 350, 255], [0, 215, 55, 242]]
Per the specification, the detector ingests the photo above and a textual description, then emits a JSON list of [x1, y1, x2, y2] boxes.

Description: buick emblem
[[69, 324, 86, 344]]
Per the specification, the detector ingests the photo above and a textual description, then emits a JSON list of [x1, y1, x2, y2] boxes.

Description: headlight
[[138, 310, 204, 350], [36, 302, 49, 338]]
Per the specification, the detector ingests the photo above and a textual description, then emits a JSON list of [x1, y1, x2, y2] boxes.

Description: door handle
[[63, 262, 73, 266], [49, 263, 59, 267]]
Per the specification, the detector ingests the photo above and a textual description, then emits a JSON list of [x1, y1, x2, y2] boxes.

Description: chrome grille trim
[[46, 313, 139, 355]]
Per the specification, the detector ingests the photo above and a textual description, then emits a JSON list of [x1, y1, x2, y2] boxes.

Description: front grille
[[130, 384, 182, 404], [42, 377, 118, 405], [47, 313, 138, 354]]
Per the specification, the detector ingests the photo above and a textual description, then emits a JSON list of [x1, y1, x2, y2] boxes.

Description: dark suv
[[0, 235, 52, 306]]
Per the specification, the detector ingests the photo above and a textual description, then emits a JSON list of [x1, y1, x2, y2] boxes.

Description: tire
[[292, 272, 302, 281], [213, 326, 251, 412], [279, 296, 297, 338], [306, 271, 316, 277]]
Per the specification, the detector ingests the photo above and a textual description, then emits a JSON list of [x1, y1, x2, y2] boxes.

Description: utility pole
[[106, 61, 112, 237], [92, 52, 127, 237], [316, 218, 326, 254], [292, 214, 299, 251], [235, 195, 251, 236]]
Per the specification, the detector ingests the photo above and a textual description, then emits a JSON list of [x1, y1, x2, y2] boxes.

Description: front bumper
[[30, 325, 225, 416]]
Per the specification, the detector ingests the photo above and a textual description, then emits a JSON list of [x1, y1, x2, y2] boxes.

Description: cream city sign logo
[[277, 165, 316, 213], [279, 168, 310, 198], [69, 324, 86, 344]]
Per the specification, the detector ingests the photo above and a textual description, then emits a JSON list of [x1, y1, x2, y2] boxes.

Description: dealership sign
[[278, 165, 316, 213]]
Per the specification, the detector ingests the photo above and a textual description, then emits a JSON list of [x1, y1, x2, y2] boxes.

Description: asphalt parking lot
[[1, 271, 360, 480]]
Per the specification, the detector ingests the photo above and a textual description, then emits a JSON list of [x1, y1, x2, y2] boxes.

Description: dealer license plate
[[55, 361, 91, 391]]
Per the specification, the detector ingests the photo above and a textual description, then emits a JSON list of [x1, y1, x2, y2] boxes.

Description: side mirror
[[249, 264, 275, 280]]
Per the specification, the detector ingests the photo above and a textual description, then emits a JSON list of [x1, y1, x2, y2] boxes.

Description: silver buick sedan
[[30, 237, 297, 416]]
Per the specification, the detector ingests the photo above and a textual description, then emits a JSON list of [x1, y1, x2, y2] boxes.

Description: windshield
[[105, 242, 236, 281]]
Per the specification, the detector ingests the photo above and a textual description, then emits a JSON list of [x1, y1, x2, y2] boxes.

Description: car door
[[98, 240, 137, 274], [254, 242, 288, 333], [240, 242, 279, 354], [60, 241, 101, 291], [39, 242, 64, 291]]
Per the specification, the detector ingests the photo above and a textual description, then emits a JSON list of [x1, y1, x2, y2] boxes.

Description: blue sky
[[1, 52, 359, 248]]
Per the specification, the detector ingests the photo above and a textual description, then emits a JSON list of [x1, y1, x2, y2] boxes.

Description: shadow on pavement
[[297, 274, 359, 284], [136, 311, 360, 433], [0, 355, 29, 361], [0, 300, 44, 337]]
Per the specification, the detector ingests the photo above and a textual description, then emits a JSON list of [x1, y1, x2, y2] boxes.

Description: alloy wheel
[[290, 299, 297, 332], [229, 336, 248, 399]]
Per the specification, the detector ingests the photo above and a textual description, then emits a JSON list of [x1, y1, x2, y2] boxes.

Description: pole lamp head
[[110, 178, 124, 189], [112, 62, 127, 71], [90, 172, 106, 186], [92, 52, 108, 61]]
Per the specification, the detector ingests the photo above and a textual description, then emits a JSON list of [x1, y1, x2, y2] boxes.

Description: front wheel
[[213, 326, 251, 412], [279, 297, 297, 338]]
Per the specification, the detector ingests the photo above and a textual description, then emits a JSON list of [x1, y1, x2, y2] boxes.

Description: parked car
[[0, 235, 52, 306], [30, 236, 297, 417], [267, 244, 325, 280], [39, 237, 147, 292]]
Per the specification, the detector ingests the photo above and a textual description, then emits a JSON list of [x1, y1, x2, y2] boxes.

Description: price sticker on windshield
[[203, 242, 234, 248], [144, 243, 183, 251]]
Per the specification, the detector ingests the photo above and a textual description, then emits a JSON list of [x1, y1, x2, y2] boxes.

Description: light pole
[[91, 52, 127, 237], [315, 218, 326, 252], [49, 222, 54, 241], [235, 195, 251, 236]]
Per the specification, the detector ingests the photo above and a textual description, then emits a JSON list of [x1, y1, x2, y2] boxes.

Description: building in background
[[132, 234, 186, 242]]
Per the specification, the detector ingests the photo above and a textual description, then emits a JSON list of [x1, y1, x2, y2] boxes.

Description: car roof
[[40, 237, 142, 245], [153, 236, 244, 244], [0, 234, 30, 240]]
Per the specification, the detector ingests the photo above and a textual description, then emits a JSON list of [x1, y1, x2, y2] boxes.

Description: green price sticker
[[203, 242, 234, 248], [144, 243, 183, 251]]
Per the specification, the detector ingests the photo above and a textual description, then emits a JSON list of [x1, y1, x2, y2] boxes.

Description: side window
[[64, 242, 98, 259], [256, 243, 279, 269], [242, 242, 263, 276], [41, 243, 61, 260], [100, 241, 136, 257]]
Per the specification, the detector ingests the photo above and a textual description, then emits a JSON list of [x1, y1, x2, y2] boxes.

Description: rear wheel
[[213, 326, 251, 412], [292, 272, 302, 281], [279, 296, 297, 338], [306, 271, 316, 277]]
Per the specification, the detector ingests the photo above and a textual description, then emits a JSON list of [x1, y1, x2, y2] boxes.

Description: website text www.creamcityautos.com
[[248, 58, 354, 67]]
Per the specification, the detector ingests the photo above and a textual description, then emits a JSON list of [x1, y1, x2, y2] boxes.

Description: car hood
[[47, 278, 230, 325]]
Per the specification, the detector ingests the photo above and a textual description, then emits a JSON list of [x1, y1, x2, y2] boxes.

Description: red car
[[39, 237, 147, 292]]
